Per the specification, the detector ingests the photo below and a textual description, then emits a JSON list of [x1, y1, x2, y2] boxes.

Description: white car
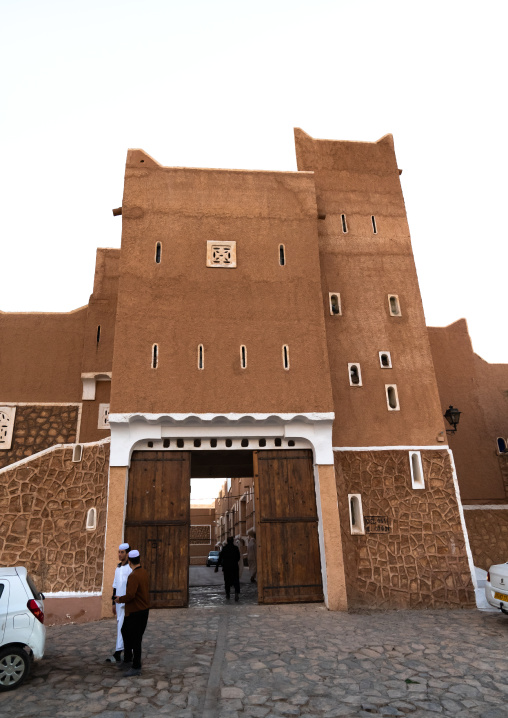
[[0, 567, 46, 691], [485, 562, 508, 614]]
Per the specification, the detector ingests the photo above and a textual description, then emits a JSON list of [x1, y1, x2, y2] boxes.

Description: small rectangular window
[[379, 351, 392, 368], [96, 325, 101, 344], [348, 363, 362, 386], [371, 216, 377, 234], [386, 384, 400, 411], [388, 295, 401, 316], [329, 293, 341, 316], [240, 345, 247, 369], [279, 244, 286, 266], [198, 344, 204, 370], [72, 444, 83, 462], [348, 494, 365, 535], [163, 439, 170, 448], [341, 214, 348, 233], [86, 507, 97, 531], [283, 345, 290, 370], [409, 451, 425, 489], [152, 344, 158, 369]]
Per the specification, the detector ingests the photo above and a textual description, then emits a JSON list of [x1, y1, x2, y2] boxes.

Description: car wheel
[[0, 647, 31, 691]]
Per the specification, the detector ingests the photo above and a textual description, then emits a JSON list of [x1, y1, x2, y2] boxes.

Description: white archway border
[[108, 412, 335, 467]]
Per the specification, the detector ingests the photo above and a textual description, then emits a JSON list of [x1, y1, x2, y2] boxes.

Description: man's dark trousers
[[121, 608, 149, 669], [224, 567, 240, 597]]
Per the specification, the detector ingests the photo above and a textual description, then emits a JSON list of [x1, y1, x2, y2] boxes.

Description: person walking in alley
[[247, 529, 257, 583], [215, 536, 241, 601], [105, 542, 132, 663], [115, 549, 150, 676]]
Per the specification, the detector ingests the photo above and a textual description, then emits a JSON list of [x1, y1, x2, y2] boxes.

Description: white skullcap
[[128, 549, 140, 558], [119, 543, 130, 551]]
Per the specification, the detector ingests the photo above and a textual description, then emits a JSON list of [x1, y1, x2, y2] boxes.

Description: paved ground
[[1, 604, 508, 718]]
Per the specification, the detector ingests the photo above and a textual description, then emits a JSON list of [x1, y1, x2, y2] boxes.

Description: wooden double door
[[124, 448, 323, 607]]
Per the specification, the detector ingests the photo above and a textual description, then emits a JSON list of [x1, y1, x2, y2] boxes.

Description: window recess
[[379, 351, 392, 368], [329, 293, 341, 316], [409, 451, 425, 489], [348, 494, 365, 535], [388, 295, 401, 316], [386, 384, 400, 411], [348, 363, 362, 386]]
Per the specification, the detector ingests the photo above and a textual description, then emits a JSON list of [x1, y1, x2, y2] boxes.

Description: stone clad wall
[[0, 441, 109, 593], [463, 509, 508, 570], [335, 449, 475, 609], [0, 404, 80, 470]]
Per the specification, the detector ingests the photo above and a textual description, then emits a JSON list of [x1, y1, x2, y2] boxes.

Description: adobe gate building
[[1, 129, 507, 623]]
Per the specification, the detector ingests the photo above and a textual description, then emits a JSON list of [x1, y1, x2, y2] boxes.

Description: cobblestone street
[[1, 604, 507, 718]]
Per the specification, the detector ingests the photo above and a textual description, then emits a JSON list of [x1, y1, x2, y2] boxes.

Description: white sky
[[1, 1, 507, 362], [190, 478, 225, 505]]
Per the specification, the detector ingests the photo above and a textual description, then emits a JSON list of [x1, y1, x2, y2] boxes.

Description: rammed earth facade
[[1, 129, 507, 623]]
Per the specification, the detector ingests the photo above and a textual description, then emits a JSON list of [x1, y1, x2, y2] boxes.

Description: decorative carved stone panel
[[0, 406, 16, 450], [206, 241, 237, 268], [98, 403, 110, 429]]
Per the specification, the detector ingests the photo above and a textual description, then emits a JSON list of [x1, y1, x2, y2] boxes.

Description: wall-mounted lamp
[[444, 405, 462, 434]]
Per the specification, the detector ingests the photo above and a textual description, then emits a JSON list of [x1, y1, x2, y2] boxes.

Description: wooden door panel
[[125, 451, 190, 608], [255, 450, 323, 604]]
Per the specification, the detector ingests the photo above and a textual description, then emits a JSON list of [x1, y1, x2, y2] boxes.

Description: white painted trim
[[463, 505, 508, 510], [0, 437, 110, 475], [447, 448, 478, 592], [108, 412, 335, 466], [379, 351, 392, 369], [44, 591, 101, 598], [81, 373, 112, 401], [333, 445, 447, 451]]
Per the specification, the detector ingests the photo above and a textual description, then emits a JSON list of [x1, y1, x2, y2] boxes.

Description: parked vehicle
[[485, 562, 508, 614], [0, 567, 45, 691], [206, 551, 220, 567]]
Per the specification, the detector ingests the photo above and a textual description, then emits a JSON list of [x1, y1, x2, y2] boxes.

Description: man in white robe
[[105, 542, 132, 663]]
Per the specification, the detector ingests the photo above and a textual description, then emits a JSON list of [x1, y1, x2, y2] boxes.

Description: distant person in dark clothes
[[115, 549, 150, 676], [215, 536, 241, 601]]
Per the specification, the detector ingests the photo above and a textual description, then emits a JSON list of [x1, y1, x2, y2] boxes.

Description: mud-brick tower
[[295, 129, 475, 608]]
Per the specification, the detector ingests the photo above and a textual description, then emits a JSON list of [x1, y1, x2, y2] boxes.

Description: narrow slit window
[[155, 242, 162, 264], [341, 214, 348, 233], [96, 325, 101, 344], [152, 344, 158, 369], [388, 294, 401, 316], [348, 363, 362, 386], [86, 507, 97, 531], [348, 494, 365, 535], [409, 451, 425, 489], [283, 345, 290, 370], [198, 344, 204, 370], [279, 244, 286, 266], [371, 215, 377, 234], [379, 351, 392, 368], [497, 438, 507, 454], [240, 345, 247, 369], [329, 293, 341, 316], [386, 384, 400, 411], [72, 444, 83, 462]]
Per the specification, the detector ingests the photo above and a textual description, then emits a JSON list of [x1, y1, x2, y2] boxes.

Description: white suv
[[0, 567, 46, 691]]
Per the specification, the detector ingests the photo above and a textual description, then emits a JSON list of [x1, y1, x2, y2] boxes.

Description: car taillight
[[27, 599, 44, 624], [487, 571, 490, 582]]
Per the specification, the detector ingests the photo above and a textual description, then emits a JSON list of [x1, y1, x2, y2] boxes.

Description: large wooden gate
[[254, 449, 323, 604], [125, 451, 191, 607]]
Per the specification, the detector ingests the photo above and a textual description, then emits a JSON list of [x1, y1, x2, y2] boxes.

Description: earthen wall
[[463, 508, 508, 570], [190, 506, 215, 564], [334, 449, 475, 608], [0, 404, 79, 469], [0, 441, 109, 593]]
